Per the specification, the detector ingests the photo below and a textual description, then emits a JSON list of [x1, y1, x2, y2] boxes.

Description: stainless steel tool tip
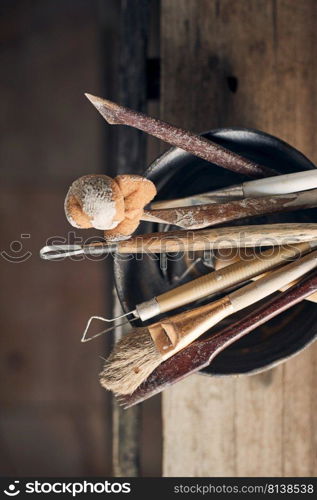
[[39, 243, 116, 260]]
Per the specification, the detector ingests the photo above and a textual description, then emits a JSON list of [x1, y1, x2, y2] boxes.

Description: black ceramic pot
[[114, 128, 317, 376]]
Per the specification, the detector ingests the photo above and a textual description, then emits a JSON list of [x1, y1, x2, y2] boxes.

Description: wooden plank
[[161, 0, 317, 477]]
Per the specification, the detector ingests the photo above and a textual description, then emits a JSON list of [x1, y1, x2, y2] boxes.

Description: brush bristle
[[99, 327, 162, 395]]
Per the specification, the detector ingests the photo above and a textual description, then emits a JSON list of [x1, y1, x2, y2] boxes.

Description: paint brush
[[151, 169, 317, 209], [40, 223, 317, 260], [85, 94, 276, 178], [119, 269, 317, 408], [100, 249, 317, 395]]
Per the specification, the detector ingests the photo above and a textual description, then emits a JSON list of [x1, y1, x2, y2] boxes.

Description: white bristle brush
[[100, 249, 317, 395]]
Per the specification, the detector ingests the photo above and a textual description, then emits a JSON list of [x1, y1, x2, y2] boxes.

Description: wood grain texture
[[161, 0, 317, 477], [120, 269, 317, 409]]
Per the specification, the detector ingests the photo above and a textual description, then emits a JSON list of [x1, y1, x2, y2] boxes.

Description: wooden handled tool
[[119, 269, 317, 408], [150, 249, 317, 358], [151, 169, 317, 209], [40, 223, 317, 260], [145, 189, 317, 229], [117, 223, 317, 254], [63, 173, 317, 236], [100, 250, 317, 395], [81, 241, 316, 341], [212, 248, 317, 304], [85, 94, 276, 178]]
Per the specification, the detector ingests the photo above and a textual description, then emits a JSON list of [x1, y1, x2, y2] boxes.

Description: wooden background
[[161, 0, 317, 477]]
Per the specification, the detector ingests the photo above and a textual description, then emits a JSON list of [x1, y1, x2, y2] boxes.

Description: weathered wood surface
[[161, 0, 317, 477]]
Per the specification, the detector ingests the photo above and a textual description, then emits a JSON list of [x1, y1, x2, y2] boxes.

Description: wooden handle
[[229, 250, 317, 311], [150, 185, 243, 209], [85, 94, 275, 178], [156, 242, 314, 313], [117, 223, 317, 253], [149, 249, 317, 360], [148, 189, 317, 229]]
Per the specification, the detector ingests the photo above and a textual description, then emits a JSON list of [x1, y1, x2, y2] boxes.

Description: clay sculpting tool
[[64, 174, 157, 240], [151, 169, 317, 209], [64, 174, 317, 235], [212, 248, 317, 304], [85, 94, 276, 179], [81, 241, 317, 341], [146, 189, 317, 230]]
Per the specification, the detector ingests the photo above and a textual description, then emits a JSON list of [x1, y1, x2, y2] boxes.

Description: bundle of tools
[[40, 95, 317, 404]]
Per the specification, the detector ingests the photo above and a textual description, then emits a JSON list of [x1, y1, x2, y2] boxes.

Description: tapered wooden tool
[[40, 223, 317, 260], [81, 241, 315, 341]]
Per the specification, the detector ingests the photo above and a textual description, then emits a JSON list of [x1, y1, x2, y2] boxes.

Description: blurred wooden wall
[[0, 0, 162, 477]]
